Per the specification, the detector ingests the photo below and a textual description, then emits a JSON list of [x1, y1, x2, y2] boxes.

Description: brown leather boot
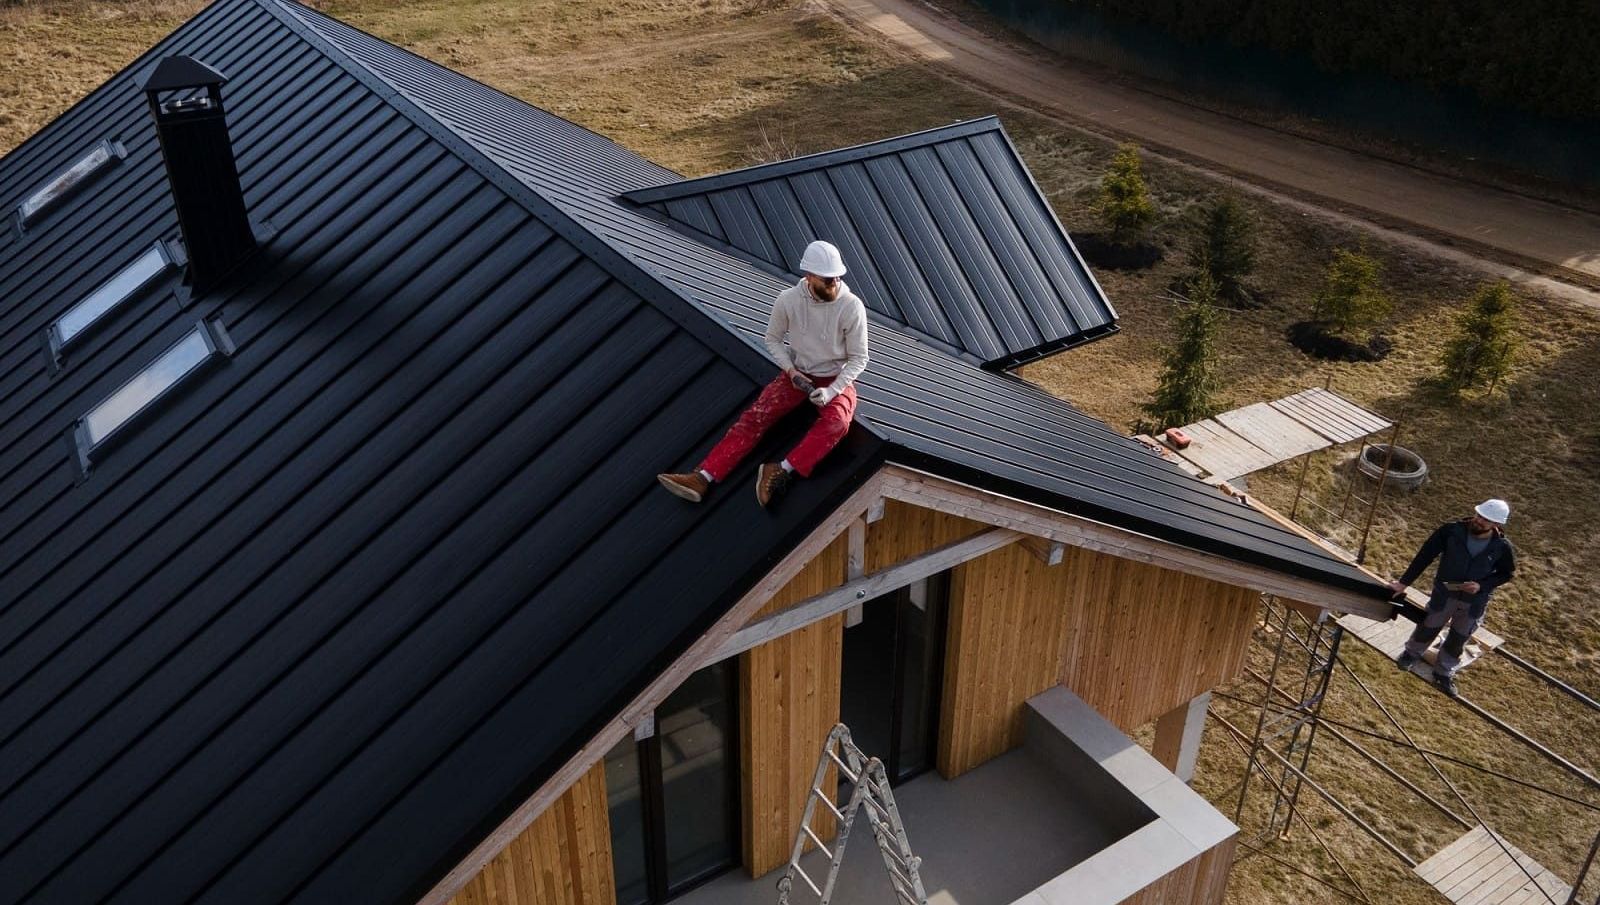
[[755, 462, 791, 508], [657, 471, 709, 503]]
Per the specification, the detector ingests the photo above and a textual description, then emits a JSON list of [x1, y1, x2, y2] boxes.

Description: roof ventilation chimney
[[141, 56, 257, 293]]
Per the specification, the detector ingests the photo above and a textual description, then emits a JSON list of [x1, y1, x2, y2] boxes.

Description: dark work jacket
[[1398, 520, 1515, 615]]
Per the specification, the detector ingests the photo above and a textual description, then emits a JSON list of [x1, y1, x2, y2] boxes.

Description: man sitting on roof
[[658, 240, 869, 508]]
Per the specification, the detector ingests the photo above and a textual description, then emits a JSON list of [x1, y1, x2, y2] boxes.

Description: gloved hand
[[809, 386, 839, 406]]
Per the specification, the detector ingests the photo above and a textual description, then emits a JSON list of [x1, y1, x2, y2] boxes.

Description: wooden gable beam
[[878, 465, 1394, 621], [710, 526, 1022, 663]]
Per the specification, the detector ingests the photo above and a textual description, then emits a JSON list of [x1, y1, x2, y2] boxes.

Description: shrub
[[1095, 143, 1155, 246], [1312, 248, 1389, 338], [1185, 196, 1255, 304], [1438, 281, 1519, 393], [1145, 269, 1222, 430]]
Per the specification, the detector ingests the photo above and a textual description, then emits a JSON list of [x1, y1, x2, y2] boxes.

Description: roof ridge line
[[620, 115, 1004, 204], [251, 0, 812, 391]]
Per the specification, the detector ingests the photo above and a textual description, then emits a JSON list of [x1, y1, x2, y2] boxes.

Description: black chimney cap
[[142, 56, 228, 93]]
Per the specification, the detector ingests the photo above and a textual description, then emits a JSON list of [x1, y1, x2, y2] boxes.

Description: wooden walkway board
[[1215, 402, 1328, 461], [1415, 825, 1571, 905], [1337, 613, 1503, 677], [1270, 387, 1392, 444], [1167, 388, 1391, 481], [1175, 419, 1280, 483]]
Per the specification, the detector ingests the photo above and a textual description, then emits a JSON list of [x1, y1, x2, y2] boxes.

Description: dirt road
[[826, 0, 1600, 301]]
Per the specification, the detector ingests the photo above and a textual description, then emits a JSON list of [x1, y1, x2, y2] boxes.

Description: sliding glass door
[[606, 661, 739, 904], [840, 573, 950, 784]]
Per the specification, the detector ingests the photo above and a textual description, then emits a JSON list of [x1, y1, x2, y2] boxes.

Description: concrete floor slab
[[679, 749, 1125, 905]]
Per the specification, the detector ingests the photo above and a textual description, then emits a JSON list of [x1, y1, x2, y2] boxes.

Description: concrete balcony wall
[[1015, 687, 1237, 905]]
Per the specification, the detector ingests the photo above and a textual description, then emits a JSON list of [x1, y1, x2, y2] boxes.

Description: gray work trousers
[[1403, 595, 1482, 676]]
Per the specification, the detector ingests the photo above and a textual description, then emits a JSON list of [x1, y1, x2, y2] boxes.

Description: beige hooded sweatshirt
[[763, 279, 870, 388]]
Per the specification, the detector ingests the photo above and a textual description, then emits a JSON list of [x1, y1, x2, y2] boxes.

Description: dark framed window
[[840, 572, 950, 784], [606, 660, 740, 905], [71, 319, 234, 472], [50, 241, 176, 357], [17, 140, 126, 228]]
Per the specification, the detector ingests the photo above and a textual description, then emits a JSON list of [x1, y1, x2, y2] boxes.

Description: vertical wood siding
[[448, 761, 614, 905], [1122, 834, 1237, 905], [864, 499, 984, 571], [1057, 547, 1258, 733], [740, 535, 849, 877], [938, 542, 1259, 776], [937, 543, 1074, 776]]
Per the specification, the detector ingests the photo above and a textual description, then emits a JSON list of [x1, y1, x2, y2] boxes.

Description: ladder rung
[[791, 864, 822, 898], [891, 884, 921, 905], [880, 854, 915, 888], [878, 843, 914, 875], [811, 789, 845, 821], [826, 749, 860, 783], [802, 825, 834, 860], [861, 795, 891, 820]]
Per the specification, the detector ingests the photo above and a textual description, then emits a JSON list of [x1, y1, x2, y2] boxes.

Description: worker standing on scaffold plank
[[1389, 499, 1516, 697], [657, 240, 869, 509]]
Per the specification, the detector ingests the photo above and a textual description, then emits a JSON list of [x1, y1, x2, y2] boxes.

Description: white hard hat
[[1475, 499, 1510, 525], [798, 240, 847, 278]]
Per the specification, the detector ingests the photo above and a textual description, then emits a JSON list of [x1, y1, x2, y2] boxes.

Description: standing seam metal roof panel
[[621, 115, 1120, 368]]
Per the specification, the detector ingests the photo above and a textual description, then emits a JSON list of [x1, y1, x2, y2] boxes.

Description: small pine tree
[[1095, 143, 1155, 246], [1145, 269, 1223, 429], [1438, 281, 1519, 393], [1186, 197, 1256, 303], [1312, 248, 1390, 338]]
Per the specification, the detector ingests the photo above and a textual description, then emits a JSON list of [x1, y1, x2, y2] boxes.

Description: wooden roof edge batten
[[878, 464, 1396, 621], [1215, 480, 1405, 613], [413, 471, 889, 905]]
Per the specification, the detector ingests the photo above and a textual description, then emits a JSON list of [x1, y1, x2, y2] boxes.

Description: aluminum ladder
[[777, 723, 927, 905]]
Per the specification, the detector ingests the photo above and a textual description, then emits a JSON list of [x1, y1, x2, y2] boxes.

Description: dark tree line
[[1063, 0, 1600, 122]]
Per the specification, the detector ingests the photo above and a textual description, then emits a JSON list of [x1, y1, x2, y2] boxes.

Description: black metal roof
[[0, 2, 1388, 903], [621, 118, 1119, 369], [0, 2, 881, 903], [286, 1, 1383, 596]]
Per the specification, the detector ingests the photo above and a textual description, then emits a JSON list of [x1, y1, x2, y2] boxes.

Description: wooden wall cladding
[[1057, 547, 1258, 733], [864, 498, 984, 572], [938, 541, 1259, 777], [1122, 834, 1237, 905], [448, 761, 614, 905], [740, 535, 848, 877], [938, 542, 1074, 777]]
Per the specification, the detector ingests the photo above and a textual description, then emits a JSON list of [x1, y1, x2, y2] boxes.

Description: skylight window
[[51, 243, 173, 352], [74, 320, 232, 467], [17, 140, 124, 226]]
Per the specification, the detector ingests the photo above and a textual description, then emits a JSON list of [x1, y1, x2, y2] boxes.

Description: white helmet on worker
[[798, 240, 847, 278], [1474, 499, 1510, 525]]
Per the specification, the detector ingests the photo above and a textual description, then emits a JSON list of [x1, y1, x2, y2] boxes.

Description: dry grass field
[[4, 1, 1597, 903]]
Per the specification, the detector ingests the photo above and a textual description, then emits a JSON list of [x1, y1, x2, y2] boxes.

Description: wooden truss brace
[[710, 526, 1022, 664]]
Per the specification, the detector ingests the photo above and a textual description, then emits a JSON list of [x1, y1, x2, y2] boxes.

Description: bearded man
[[657, 240, 869, 507], [1389, 499, 1516, 696]]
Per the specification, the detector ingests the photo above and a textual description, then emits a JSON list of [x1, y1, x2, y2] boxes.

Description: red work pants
[[699, 373, 857, 480]]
